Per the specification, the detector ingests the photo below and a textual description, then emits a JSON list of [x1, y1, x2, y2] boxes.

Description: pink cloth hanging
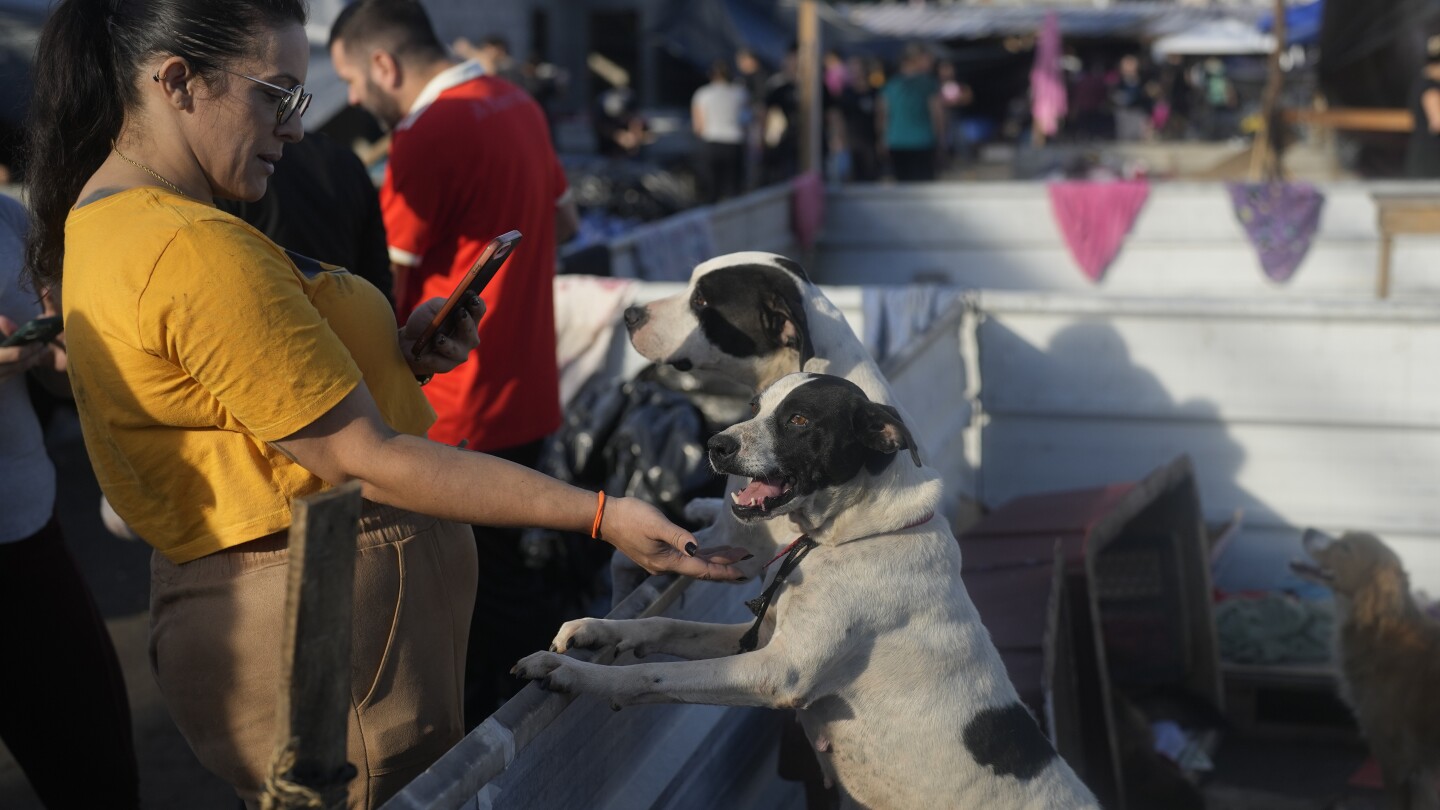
[[791, 170, 825, 250], [1047, 181, 1150, 282], [1030, 12, 1067, 138]]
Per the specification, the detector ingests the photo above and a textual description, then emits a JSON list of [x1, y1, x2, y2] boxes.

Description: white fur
[[518, 375, 1098, 809], [622, 252, 913, 583]]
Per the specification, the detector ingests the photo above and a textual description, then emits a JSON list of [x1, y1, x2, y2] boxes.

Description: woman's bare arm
[[274, 385, 747, 580]]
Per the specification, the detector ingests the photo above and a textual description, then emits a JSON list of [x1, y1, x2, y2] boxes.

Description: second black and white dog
[[619, 251, 908, 588], [515, 374, 1097, 809]]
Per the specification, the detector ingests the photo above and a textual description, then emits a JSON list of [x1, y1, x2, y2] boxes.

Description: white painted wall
[[970, 293, 1440, 595], [817, 182, 1440, 299]]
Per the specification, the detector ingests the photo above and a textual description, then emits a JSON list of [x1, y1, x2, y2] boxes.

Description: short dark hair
[[481, 34, 510, 54], [710, 59, 732, 82], [329, 0, 447, 63]]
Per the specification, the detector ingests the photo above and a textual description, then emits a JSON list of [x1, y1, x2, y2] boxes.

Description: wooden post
[[1252, 0, 1289, 182], [262, 482, 363, 810], [797, 0, 823, 176]]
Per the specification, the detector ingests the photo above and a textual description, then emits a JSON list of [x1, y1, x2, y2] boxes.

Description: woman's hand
[[399, 293, 486, 378], [0, 314, 53, 385], [600, 496, 752, 581]]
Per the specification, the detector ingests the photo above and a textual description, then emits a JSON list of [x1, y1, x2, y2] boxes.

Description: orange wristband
[[591, 491, 607, 539]]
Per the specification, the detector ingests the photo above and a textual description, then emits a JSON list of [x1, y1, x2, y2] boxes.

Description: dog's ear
[[856, 402, 921, 467], [763, 286, 814, 370]]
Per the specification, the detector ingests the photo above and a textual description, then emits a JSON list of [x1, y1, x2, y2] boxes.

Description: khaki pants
[[149, 503, 477, 809]]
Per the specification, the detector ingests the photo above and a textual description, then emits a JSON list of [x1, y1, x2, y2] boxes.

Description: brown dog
[[1293, 530, 1440, 810]]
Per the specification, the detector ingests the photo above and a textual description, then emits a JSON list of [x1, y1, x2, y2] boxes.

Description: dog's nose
[[707, 433, 740, 462], [623, 305, 649, 331]]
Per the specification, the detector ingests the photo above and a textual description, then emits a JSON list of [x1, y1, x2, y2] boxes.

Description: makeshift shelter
[[1151, 19, 1277, 58]]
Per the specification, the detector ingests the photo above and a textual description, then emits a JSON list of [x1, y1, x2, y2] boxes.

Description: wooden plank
[[268, 482, 363, 809], [1283, 107, 1414, 132]]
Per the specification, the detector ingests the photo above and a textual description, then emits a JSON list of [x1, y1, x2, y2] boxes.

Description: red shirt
[[383, 63, 566, 451]]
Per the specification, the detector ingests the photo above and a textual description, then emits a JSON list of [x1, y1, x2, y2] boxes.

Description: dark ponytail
[[23, 0, 308, 291]]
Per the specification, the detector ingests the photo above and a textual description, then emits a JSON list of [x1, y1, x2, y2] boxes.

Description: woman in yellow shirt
[[24, 1, 745, 807]]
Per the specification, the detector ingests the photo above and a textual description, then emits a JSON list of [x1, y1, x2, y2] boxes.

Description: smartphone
[[1, 315, 63, 348], [410, 230, 522, 361]]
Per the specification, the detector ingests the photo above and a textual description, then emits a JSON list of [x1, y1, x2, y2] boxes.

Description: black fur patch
[[765, 376, 907, 495], [692, 265, 810, 364], [962, 703, 1056, 781]]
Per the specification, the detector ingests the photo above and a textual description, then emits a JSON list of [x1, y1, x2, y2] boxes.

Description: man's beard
[[365, 76, 405, 131]]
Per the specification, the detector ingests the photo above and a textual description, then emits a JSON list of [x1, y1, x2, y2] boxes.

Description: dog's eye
[[749, 398, 759, 415], [789, 414, 809, 427], [692, 291, 708, 309]]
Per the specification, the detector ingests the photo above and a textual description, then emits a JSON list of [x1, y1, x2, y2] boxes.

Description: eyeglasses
[[221, 69, 312, 125]]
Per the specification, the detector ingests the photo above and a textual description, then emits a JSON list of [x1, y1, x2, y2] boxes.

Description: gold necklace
[[111, 143, 188, 198]]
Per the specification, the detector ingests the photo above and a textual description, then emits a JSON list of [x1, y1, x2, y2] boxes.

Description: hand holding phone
[[410, 230, 521, 361], [1, 315, 63, 348]]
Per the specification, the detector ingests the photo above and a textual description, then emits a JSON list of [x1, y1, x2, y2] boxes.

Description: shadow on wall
[[977, 319, 1331, 599]]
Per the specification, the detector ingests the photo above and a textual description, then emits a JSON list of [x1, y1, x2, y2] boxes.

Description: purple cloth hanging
[[1227, 182, 1325, 283]]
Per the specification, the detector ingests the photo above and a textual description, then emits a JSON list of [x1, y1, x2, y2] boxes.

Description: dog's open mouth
[[1289, 558, 1333, 582], [729, 476, 796, 519]]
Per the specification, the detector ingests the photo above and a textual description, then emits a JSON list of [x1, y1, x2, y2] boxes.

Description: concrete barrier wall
[[817, 181, 1440, 299]]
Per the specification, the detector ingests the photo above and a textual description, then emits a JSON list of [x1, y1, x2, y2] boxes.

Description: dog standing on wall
[[619, 251, 911, 590], [515, 374, 1098, 809], [1294, 530, 1440, 810]]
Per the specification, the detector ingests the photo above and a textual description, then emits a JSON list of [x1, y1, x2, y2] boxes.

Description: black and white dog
[[515, 374, 1097, 809], [620, 251, 908, 586]]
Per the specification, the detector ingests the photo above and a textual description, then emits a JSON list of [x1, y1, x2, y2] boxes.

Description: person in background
[[1070, 59, 1112, 141], [216, 130, 393, 302], [0, 194, 140, 810], [24, 0, 745, 805], [1199, 57, 1238, 140], [328, 0, 592, 730], [475, 33, 525, 87], [937, 60, 974, 165], [839, 55, 881, 182], [691, 58, 748, 203], [735, 47, 770, 190], [1406, 35, 1440, 178], [1157, 54, 1194, 140], [520, 52, 567, 140], [1111, 54, 1151, 142], [878, 43, 944, 182], [763, 46, 801, 185]]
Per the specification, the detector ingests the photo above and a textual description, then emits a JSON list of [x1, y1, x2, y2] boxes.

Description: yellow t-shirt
[[63, 188, 435, 563]]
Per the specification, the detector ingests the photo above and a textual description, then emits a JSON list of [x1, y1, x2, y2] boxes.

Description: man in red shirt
[[330, 0, 579, 727]]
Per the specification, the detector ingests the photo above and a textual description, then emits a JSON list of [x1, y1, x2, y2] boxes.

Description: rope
[[259, 737, 353, 810]]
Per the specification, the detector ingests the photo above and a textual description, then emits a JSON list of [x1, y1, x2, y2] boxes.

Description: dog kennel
[[958, 454, 1223, 809]]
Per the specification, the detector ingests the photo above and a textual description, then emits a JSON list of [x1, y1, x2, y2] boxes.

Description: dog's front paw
[[553, 618, 653, 658], [683, 497, 725, 526], [512, 651, 584, 694]]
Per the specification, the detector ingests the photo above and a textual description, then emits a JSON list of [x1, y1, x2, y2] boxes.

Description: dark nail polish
[[742, 553, 755, 561], [685, 542, 698, 556], [737, 577, 748, 583]]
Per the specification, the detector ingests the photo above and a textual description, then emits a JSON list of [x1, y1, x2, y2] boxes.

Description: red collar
[[761, 511, 935, 570]]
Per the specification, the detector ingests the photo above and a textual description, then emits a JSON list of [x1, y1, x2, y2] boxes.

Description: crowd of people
[[678, 41, 1256, 198], [1066, 52, 1242, 144], [3, 0, 747, 808]]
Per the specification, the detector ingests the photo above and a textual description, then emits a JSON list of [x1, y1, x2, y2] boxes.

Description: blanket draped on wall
[[1047, 181, 1150, 283], [1226, 182, 1325, 283]]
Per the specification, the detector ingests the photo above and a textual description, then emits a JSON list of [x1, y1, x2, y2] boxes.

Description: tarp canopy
[[1258, 0, 1325, 46], [1152, 19, 1277, 57], [834, 2, 1264, 41]]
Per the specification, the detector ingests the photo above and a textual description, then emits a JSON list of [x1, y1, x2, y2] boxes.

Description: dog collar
[[738, 535, 817, 653], [734, 513, 933, 655]]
